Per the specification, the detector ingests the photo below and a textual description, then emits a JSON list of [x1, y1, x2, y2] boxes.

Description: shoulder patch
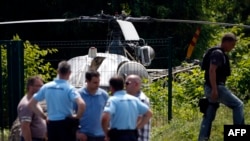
[[105, 102, 110, 107]]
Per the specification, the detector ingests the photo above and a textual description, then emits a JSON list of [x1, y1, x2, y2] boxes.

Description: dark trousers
[[21, 136, 45, 141], [79, 136, 105, 141], [47, 118, 78, 141], [108, 129, 138, 141]]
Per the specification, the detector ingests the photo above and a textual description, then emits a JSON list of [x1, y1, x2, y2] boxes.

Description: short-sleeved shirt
[[34, 78, 80, 121], [17, 95, 46, 138], [205, 49, 230, 85], [77, 87, 109, 137], [103, 90, 149, 130], [210, 49, 225, 67]]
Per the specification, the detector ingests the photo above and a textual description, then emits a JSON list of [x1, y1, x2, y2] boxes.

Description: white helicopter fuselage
[[68, 49, 149, 89]]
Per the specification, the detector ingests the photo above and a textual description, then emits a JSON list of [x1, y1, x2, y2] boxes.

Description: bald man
[[125, 74, 151, 141]]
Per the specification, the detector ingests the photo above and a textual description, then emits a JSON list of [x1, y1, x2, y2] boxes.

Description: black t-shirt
[[210, 49, 225, 67], [205, 48, 231, 86]]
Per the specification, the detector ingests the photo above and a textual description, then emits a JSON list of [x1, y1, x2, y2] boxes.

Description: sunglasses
[[125, 81, 131, 85]]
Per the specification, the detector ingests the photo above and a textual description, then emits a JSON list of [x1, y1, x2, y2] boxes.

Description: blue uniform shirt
[[34, 79, 80, 121], [104, 90, 149, 130], [78, 87, 109, 137]]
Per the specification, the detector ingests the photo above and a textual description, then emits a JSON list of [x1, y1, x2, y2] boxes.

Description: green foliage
[[23, 40, 58, 82], [144, 79, 168, 112], [171, 26, 250, 104], [1, 35, 58, 86], [146, 26, 250, 140], [0, 129, 9, 141], [142, 78, 169, 130], [1, 35, 58, 82], [227, 32, 250, 100], [150, 101, 250, 141], [173, 67, 204, 104], [156, 6, 171, 18], [0, 35, 58, 128]]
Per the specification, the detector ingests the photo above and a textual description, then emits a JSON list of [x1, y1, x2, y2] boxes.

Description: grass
[[1, 101, 250, 141], [151, 100, 250, 141]]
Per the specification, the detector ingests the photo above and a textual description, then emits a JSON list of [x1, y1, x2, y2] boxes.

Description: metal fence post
[[7, 40, 24, 128], [167, 37, 173, 121]]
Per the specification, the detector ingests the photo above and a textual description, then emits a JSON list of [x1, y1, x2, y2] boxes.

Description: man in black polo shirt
[[198, 33, 245, 141]]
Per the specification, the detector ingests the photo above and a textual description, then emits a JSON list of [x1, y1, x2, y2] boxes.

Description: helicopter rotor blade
[[125, 16, 250, 28], [76, 16, 110, 23], [152, 18, 250, 28], [0, 15, 113, 25], [1, 14, 250, 29], [125, 16, 153, 22], [0, 19, 70, 25]]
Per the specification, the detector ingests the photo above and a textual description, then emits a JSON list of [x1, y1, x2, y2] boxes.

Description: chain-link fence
[[1, 38, 173, 141]]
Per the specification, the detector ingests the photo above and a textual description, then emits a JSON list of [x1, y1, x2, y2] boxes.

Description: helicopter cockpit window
[[116, 20, 140, 41]]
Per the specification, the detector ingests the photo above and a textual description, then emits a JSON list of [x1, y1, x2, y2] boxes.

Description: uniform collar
[[135, 91, 141, 97], [54, 78, 68, 83], [113, 90, 126, 95], [82, 87, 102, 95]]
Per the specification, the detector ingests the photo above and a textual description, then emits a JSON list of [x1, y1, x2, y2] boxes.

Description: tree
[[1, 34, 58, 129]]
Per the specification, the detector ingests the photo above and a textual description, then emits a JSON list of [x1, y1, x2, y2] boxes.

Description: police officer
[[101, 76, 152, 141], [28, 60, 86, 141]]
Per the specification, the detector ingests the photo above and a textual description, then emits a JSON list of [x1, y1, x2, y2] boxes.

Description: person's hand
[[211, 89, 218, 102], [104, 136, 109, 141], [44, 132, 48, 141], [76, 131, 88, 141], [43, 114, 48, 123], [71, 114, 79, 119]]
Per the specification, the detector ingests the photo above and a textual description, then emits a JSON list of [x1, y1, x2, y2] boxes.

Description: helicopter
[[66, 13, 157, 89], [3, 12, 250, 141], [1, 12, 250, 89], [1, 12, 162, 89]]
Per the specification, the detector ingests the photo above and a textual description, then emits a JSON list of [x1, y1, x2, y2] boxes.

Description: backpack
[[200, 47, 222, 70]]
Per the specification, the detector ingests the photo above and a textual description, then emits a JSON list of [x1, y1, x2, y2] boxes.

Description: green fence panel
[[7, 41, 24, 128]]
